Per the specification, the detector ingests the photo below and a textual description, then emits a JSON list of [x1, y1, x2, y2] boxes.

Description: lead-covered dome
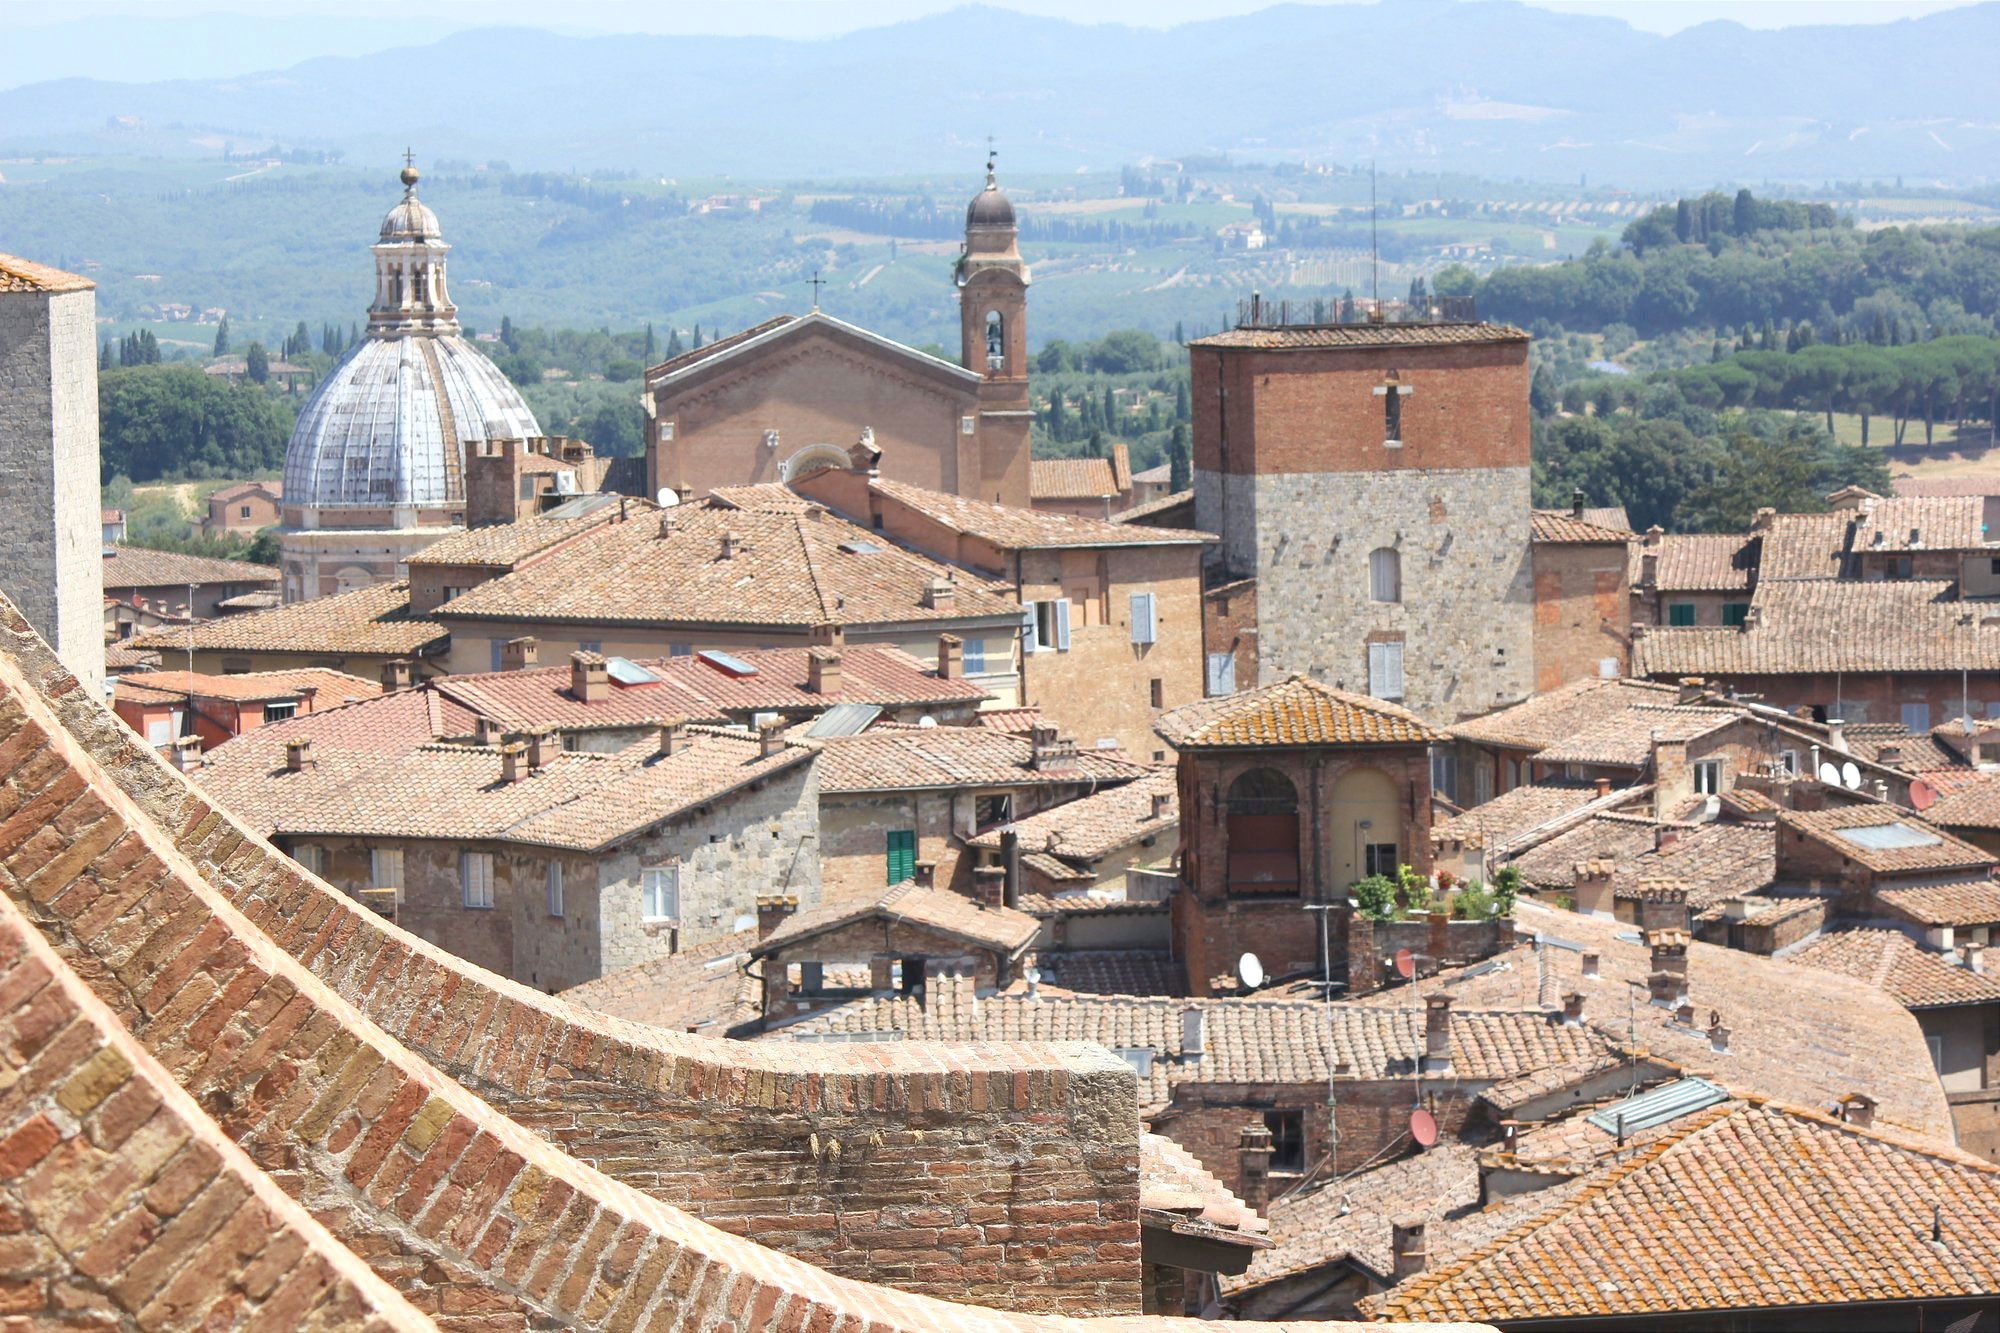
[[283, 335, 541, 509], [966, 172, 1015, 230]]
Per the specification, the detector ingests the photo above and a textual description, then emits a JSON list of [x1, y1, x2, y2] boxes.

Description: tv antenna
[[1369, 159, 1379, 308]]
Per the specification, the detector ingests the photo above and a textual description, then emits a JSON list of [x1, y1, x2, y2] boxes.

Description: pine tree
[[500, 316, 517, 353], [1087, 430, 1104, 459], [291, 321, 310, 359], [1102, 386, 1117, 429], [1048, 392, 1067, 440], [246, 341, 269, 385], [212, 318, 230, 357]]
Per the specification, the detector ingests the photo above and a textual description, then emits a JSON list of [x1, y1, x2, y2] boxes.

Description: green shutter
[[1668, 603, 1697, 627], [1721, 602, 1749, 627], [886, 830, 916, 885]]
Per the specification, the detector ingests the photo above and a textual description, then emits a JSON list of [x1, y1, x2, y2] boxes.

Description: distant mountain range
[[5, 0, 1999, 186]]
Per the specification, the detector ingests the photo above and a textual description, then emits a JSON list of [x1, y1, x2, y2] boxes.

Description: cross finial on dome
[[400, 148, 420, 194], [985, 135, 998, 187]]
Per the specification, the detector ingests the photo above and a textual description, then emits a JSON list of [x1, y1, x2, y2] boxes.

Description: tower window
[[985, 311, 1005, 371], [1369, 548, 1401, 603], [1384, 384, 1403, 444]]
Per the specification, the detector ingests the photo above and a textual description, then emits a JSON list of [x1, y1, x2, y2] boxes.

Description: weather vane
[[986, 135, 998, 176], [808, 269, 826, 311]]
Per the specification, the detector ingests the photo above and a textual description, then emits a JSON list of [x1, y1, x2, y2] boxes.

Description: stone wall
[[0, 286, 102, 695]]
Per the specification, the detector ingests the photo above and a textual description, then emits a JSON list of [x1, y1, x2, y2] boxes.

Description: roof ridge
[[789, 512, 837, 623]]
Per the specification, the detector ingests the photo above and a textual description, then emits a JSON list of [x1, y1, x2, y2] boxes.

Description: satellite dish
[[1841, 761, 1862, 791], [1394, 948, 1416, 980], [656, 487, 680, 508], [1410, 1107, 1440, 1148], [1236, 952, 1265, 990], [1912, 777, 1938, 811], [731, 914, 757, 933], [1817, 761, 1843, 786], [916, 715, 938, 728]]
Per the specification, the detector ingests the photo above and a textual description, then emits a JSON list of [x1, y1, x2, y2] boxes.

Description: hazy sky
[[8, 0, 1985, 37]]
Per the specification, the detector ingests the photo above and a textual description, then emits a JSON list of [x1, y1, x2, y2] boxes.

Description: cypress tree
[[212, 317, 230, 356], [246, 341, 269, 384]]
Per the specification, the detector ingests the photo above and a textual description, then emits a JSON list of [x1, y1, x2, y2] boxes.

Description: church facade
[[643, 167, 1033, 508]]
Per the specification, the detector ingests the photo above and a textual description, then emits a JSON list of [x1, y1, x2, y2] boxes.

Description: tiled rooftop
[[857, 474, 1213, 548], [558, 927, 763, 1036], [1507, 813, 1665, 892], [1031, 456, 1123, 501], [707, 483, 822, 513], [1638, 532, 1758, 592], [1140, 1133, 1269, 1248], [755, 881, 1040, 956], [0, 252, 94, 292], [811, 724, 1147, 793], [1431, 783, 1615, 851], [1113, 489, 1196, 524], [1529, 511, 1633, 543], [1532, 703, 1739, 768], [1754, 511, 1851, 580], [1789, 928, 2000, 1009], [1350, 900, 1953, 1140], [131, 581, 450, 658], [1190, 321, 1529, 350], [1923, 771, 2000, 830], [117, 666, 382, 706], [432, 502, 1024, 629], [1776, 805, 1997, 876], [1618, 821, 1777, 909], [1876, 879, 2000, 928], [1851, 495, 1987, 552], [1841, 722, 1964, 773], [1633, 579, 2000, 676], [966, 769, 1177, 862], [1031, 949, 1184, 997], [1154, 675, 1445, 749], [101, 544, 279, 589], [405, 501, 630, 568], [1365, 1099, 2000, 1325], [1449, 677, 1679, 752]]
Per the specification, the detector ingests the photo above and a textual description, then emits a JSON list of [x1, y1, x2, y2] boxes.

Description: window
[[460, 852, 494, 909], [370, 848, 403, 890], [1779, 749, 1800, 776], [975, 794, 1012, 829], [1026, 599, 1071, 653], [577, 640, 602, 654], [1226, 769, 1300, 895], [1990, 557, 2000, 577], [1264, 1110, 1305, 1173], [963, 638, 986, 675], [1472, 765, 1494, 806], [262, 701, 297, 723], [1369, 548, 1401, 603], [1902, 702, 1932, 733], [144, 717, 172, 746], [1598, 657, 1619, 679], [489, 640, 504, 672], [960, 415, 976, 436], [1721, 602, 1750, 627], [669, 643, 692, 658], [239, 504, 252, 519], [1693, 760, 1721, 796], [1928, 1034, 1945, 1074], [1431, 748, 1459, 802], [545, 861, 564, 917], [1364, 843, 1400, 877], [1150, 677, 1164, 709], [885, 831, 917, 886], [1668, 603, 1697, 627], [1367, 641, 1404, 701], [1129, 591, 1158, 645], [640, 865, 680, 922], [1887, 556, 1913, 580], [1206, 652, 1236, 697], [293, 845, 323, 877], [1383, 385, 1403, 445]]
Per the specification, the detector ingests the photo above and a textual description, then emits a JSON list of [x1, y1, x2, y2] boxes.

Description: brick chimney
[[1561, 992, 1585, 1026], [1594, 776, 1613, 798], [1646, 929, 1688, 1007], [525, 729, 556, 770], [758, 719, 786, 758], [1573, 860, 1616, 917], [500, 742, 529, 784], [1639, 885, 1690, 933], [936, 634, 964, 680], [475, 716, 504, 746], [570, 651, 608, 704], [809, 621, 846, 651], [1151, 791, 1172, 821], [720, 530, 743, 560], [1570, 488, 1585, 519], [1029, 724, 1076, 772], [501, 637, 538, 671], [170, 736, 201, 773], [756, 892, 797, 939], [1878, 742, 1905, 767], [1236, 1124, 1274, 1216], [1677, 676, 1707, 706], [657, 722, 687, 758], [1837, 1092, 1876, 1129], [658, 510, 676, 539], [1708, 1017, 1731, 1053], [1581, 951, 1600, 979], [807, 648, 842, 695], [922, 576, 955, 610], [380, 659, 414, 693], [284, 738, 312, 773], [912, 860, 937, 889], [1391, 1216, 1430, 1282], [1752, 507, 1776, 531], [1422, 995, 1452, 1073]]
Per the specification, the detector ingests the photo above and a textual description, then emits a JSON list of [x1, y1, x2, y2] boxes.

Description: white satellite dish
[[1237, 952, 1265, 990], [656, 487, 680, 508], [1841, 761, 1862, 790], [1818, 761, 1843, 785], [917, 715, 938, 728]]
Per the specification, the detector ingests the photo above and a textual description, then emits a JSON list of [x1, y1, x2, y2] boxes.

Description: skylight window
[[697, 649, 758, 678], [838, 540, 883, 555], [1834, 822, 1942, 851], [605, 656, 659, 685]]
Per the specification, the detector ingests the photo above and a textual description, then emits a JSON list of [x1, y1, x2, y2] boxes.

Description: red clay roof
[[1191, 321, 1528, 350], [1154, 675, 1445, 749]]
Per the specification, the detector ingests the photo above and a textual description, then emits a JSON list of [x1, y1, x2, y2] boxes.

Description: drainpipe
[[1000, 827, 1022, 910]]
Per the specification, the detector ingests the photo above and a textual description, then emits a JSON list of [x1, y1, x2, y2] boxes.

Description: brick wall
[[1643, 667, 2000, 732], [1531, 540, 1630, 693], [1203, 578, 1259, 695]]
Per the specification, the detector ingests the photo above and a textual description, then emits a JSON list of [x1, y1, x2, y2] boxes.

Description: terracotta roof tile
[[1530, 511, 1634, 543], [812, 725, 1147, 793], [1432, 783, 1613, 851], [117, 667, 381, 705], [1776, 805, 1997, 877], [101, 544, 278, 589], [1141, 1132, 1269, 1247], [406, 501, 628, 568], [707, 483, 821, 513], [1877, 880, 2000, 928], [132, 582, 449, 658], [856, 475, 1213, 548], [1633, 579, 2000, 677], [966, 770, 1177, 862], [1852, 495, 1986, 552], [1190, 321, 1529, 350], [1031, 949, 1183, 996], [1618, 821, 1777, 909], [1114, 489, 1196, 524], [1790, 928, 2000, 1009], [1031, 456, 1123, 501], [1841, 722, 1965, 773], [559, 928, 763, 1035], [1754, 511, 1851, 580], [1533, 703, 1739, 768], [1896, 477, 2000, 498], [1638, 533, 1758, 592], [1923, 772, 2000, 831], [1449, 678, 1679, 752], [0, 252, 93, 293], [1154, 675, 1445, 749], [1507, 813, 1666, 892], [753, 882, 1040, 957], [644, 315, 794, 378]]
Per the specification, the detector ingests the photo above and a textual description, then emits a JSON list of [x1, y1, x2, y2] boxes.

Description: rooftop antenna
[[1370, 160, 1379, 309], [807, 270, 825, 313]]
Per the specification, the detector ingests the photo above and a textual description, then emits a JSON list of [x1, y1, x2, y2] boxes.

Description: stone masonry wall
[[1205, 467, 1534, 722]]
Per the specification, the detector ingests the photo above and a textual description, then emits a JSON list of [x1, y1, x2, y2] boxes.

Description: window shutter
[[1369, 642, 1404, 700], [1206, 652, 1236, 697], [546, 862, 564, 917], [1021, 604, 1040, 654], [1385, 642, 1404, 700], [489, 639, 504, 671], [886, 831, 916, 885], [1054, 598, 1072, 652], [1129, 591, 1157, 645], [964, 637, 986, 674]]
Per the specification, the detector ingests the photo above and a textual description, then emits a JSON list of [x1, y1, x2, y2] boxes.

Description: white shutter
[[1130, 592, 1157, 645], [1054, 598, 1072, 652], [1021, 603, 1040, 654], [371, 848, 403, 889], [1368, 642, 1404, 701], [546, 861, 564, 917], [1384, 641, 1404, 700], [642, 865, 681, 923], [461, 852, 493, 909], [1206, 652, 1236, 697]]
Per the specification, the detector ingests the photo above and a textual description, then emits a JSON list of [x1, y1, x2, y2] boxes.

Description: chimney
[[1961, 943, 1985, 975], [1030, 724, 1076, 772], [1181, 1007, 1205, 1057], [1151, 791, 1172, 821], [912, 860, 937, 890], [1708, 1018, 1731, 1053], [380, 659, 414, 693], [1826, 717, 1846, 751], [1391, 1216, 1430, 1282], [570, 652, 608, 704], [1581, 950, 1600, 979], [500, 741, 529, 784], [1677, 676, 1707, 706], [170, 736, 201, 773], [936, 634, 964, 680], [1593, 776, 1612, 798], [526, 728, 556, 771], [1837, 1092, 1876, 1129], [1675, 1000, 1696, 1026], [1561, 992, 1585, 1026], [999, 827, 1022, 910], [1640, 885, 1690, 933], [922, 576, 955, 610], [1647, 929, 1688, 1007], [658, 510, 676, 538], [1879, 742, 1905, 767], [657, 721, 687, 758], [284, 738, 312, 773], [1752, 507, 1776, 532], [1422, 995, 1452, 1073], [806, 648, 842, 696], [809, 621, 846, 651], [475, 716, 504, 746], [758, 720, 786, 758], [1570, 488, 1585, 520], [1237, 1124, 1274, 1215], [720, 530, 743, 560], [756, 892, 797, 940], [501, 637, 538, 671], [1639, 552, 1659, 589], [1499, 1120, 1521, 1153]]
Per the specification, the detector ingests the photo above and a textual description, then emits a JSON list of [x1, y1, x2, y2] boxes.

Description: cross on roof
[[985, 135, 998, 175], [403, 146, 415, 169], [807, 269, 826, 311]]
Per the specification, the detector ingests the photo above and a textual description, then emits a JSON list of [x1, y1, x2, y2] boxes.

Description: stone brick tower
[[1189, 314, 1534, 722], [0, 254, 103, 696], [957, 157, 1033, 508]]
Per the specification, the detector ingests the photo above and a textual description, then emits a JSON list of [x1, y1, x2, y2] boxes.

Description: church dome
[[379, 163, 442, 240], [965, 172, 1015, 230], [283, 335, 541, 510]]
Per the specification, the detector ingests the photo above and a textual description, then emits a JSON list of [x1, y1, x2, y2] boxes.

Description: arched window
[[781, 444, 852, 481], [1369, 547, 1401, 603], [1225, 767, 1300, 896], [984, 311, 1006, 371]]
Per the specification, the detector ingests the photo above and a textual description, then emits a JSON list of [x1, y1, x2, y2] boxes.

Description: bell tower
[[369, 154, 460, 337], [957, 153, 1032, 507]]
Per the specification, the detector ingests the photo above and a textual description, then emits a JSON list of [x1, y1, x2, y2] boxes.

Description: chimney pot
[[936, 633, 964, 680], [475, 716, 504, 746], [758, 720, 786, 758], [284, 738, 312, 773], [1581, 950, 1600, 979], [1151, 791, 1171, 821], [657, 721, 687, 758], [1708, 1019, 1730, 1053], [922, 576, 955, 610], [1571, 488, 1585, 519], [1237, 1123, 1274, 1216], [1594, 777, 1612, 798], [501, 636, 538, 671], [807, 648, 843, 696], [720, 530, 743, 560], [500, 742, 529, 784], [170, 736, 201, 772], [809, 621, 846, 651], [912, 860, 936, 889], [1838, 1092, 1876, 1129], [1391, 1216, 1430, 1281], [1562, 991, 1585, 1025], [380, 659, 414, 693], [1423, 994, 1453, 1071], [526, 728, 556, 771], [658, 511, 675, 538], [570, 651, 609, 704]]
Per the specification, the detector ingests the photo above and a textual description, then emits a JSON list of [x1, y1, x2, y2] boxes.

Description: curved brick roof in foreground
[[0, 596, 1476, 1331]]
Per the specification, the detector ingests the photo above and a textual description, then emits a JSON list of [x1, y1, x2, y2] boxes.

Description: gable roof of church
[[644, 311, 981, 395]]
